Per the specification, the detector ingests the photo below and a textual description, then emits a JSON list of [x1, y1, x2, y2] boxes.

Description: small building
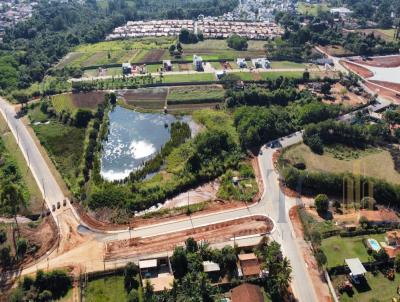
[[122, 62, 132, 75], [359, 209, 400, 227], [386, 231, 400, 247], [230, 283, 264, 302], [193, 55, 204, 71], [251, 58, 270, 69], [345, 258, 366, 283], [163, 60, 173, 71], [237, 58, 247, 68], [139, 257, 174, 292], [238, 253, 261, 279], [330, 7, 353, 18], [216, 70, 226, 80], [203, 261, 220, 282]]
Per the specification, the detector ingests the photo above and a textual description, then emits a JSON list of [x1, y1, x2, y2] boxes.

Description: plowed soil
[[71, 91, 106, 109], [105, 215, 273, 260], [141, 49, 166, 63], [353, 55, 400, 68], [340, 61, 373, 78]]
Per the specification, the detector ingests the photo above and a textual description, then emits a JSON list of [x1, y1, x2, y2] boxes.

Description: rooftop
[[345, 258, 367, 276], [139, 259, 157, 269], [203, 261, 220, 272], [231, 283, 264, 302]]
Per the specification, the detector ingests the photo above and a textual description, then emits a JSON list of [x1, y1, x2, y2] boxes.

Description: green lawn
[[321, 234, 386, 268], [297, 2, 329, 16], [332, 271, 400, 302], [32, 121, 86, 190], [281, 143, 400, 185], [28, 104, 49, 123], [51, 94, 77, 114], [85, 276, 128, 302], [259, 71, 304, 80], [167, 85, 225, 103], [162, 73, 215, 83], [270, 61, 306, 69]]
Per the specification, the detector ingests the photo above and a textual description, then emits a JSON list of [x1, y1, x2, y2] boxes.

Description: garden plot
[[119, 87, 168, 109]]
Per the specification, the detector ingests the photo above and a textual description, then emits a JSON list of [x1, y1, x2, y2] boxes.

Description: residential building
[[237, 58, 247, 68], [251, 58, 270, 69], [193, 55, 204, 72], [230, 283, 264, 302], [122, 63, 132, 75], [237, 253, 261, 279], [139, 257, 174, 292]]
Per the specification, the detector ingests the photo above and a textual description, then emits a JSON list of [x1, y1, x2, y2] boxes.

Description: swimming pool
[[367, 238, 381, 252]]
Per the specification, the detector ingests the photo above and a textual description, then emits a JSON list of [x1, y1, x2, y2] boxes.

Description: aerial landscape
[[0, 0, 400, 301]]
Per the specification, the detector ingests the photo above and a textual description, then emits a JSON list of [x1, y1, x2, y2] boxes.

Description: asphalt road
[[0, 97, 66, 218]]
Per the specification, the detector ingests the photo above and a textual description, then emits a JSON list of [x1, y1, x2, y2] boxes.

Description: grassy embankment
[[281, 143, 400, 184]]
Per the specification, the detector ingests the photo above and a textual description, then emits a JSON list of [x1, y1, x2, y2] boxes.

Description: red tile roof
[[231, 283, 264, 302]]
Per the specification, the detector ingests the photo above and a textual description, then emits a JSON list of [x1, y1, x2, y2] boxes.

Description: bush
[[227, 34, 248, 51], [16, 238, 28, 258], [74, 109, 92, 127], [0, 229, 6, 244], [314, 194, 329, 214]]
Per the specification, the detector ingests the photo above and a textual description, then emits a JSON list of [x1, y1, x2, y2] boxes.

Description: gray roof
[[345, 258, 367, 276], [203, 261, 220, 272]]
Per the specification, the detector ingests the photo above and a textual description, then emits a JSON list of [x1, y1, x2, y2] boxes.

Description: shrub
[[314, 194, 329, 214], [227, 34, 248, 51]]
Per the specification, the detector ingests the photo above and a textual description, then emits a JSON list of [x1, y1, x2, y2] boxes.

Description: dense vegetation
[[275, 7, 400, 58], [11, 270, 72, 302], [227, 34, 248, 51], [0, 0, 237, 95]]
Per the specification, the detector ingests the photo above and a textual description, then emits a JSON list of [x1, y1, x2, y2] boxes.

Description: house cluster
[[137, 251, 265, 299], [220, 0, 295, 22], [106, 19, 283, 40], [198, 20, 283, 39], [0, 0, 37, 41]]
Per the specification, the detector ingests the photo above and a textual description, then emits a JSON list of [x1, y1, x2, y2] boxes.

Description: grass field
[[332, 271, 400, 302], [182, 39, 266, 51], [321, 234, 386, 268], [231, 70, 304, 81], [297, 2, 330, 16], [282, 143, 400, 184], [167, 85, 225, 103], [0, 115, 43, 214], [32, 121, 86, 190], [161, 73, 215, 83], [85, 276, 128, 302], [270, 61, 306, 69]]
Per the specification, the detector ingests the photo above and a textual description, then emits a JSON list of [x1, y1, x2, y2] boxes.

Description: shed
[[139, 259, 158, 269], [345, 258, 367, 277], [203, 261, 220, 273]]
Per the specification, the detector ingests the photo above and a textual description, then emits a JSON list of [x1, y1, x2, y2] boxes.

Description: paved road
[[71, 67, 317, 82], [0, 98, 66, 219]]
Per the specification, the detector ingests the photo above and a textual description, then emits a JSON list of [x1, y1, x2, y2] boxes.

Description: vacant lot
[[167, 85, 225, 103], [162, 73, 215, 83], [282, 143, 400, 184], [321, 234, 385, 268], [319, 45, 354, 57], [332, 271, 400, 302], [85, 275, 128, 302], [51, 92, 105, 114], [32, 121, 86, 189], [297, 2, 329, 16], [353, 55, 400, 68], [356, 28, 397, 42], [120, 87, 167, 109]]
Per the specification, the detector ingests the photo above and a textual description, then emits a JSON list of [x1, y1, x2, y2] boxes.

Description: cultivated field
[[51, 92, 106, 114], [297, 2, 330, 16], [282, 143, 400, 184], [167, 85, 225, 103]]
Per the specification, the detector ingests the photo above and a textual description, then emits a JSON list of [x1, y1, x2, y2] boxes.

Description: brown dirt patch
[[318, 45, 354, 57], [364, 81, 400, 103], [141, 49, 166, 63], [322, 82, 369, 107], [122, 87, 168, 101], [178, 64, 192, 71], [369, 80, 400, 93], [353, 55, 400, 68], [71, 91, 106, 109], [340, 60, 374, 78], [105, 215, 273, 260], [19, 217, 58, 267]]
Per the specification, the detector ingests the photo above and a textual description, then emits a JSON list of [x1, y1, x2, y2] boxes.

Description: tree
[[0, 246, 12, 267], [179, 28, 198, 44], [16, 238, 28, 259], [171, 246, 188, 279], [314, 249, 327, 268], [185, 237, 198, 253], [74, 109, 92, 127], [321, 82, 331, 95], [124, 262, 139, 292], [143, 279, 154, 302], [109, 92, 117, 105], [395, 254, 400, 272], [127, 289, 139, 302], [227, 34, 248, 51], [38, 290, 53, 302], [169, 44, 176, 54], [0, 229, 6, 244], [314, 194, 329, 214], [1, 184, 24, 240], [302, 70, 310, 82]]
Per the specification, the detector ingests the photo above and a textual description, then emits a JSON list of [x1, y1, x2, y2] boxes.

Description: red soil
[[340, 60, 374, 78], [353, 55, 400, 68]]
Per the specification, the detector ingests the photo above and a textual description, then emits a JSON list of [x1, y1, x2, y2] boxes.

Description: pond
[[100, 106, 194, 181]]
